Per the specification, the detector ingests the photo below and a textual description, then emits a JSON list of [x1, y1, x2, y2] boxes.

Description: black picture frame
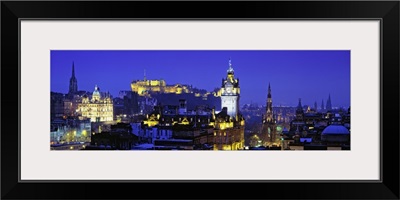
[[1, 1, 399, 199]]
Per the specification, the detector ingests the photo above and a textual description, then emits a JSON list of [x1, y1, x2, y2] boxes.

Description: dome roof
[[93, 90, 100, 96], [93, 85, 100, 94], [92, 85, 101, 100], [322, 125, 349, 135]]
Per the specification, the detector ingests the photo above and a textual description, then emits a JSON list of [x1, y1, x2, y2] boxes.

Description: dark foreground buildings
[[281, 99, 351, 150]]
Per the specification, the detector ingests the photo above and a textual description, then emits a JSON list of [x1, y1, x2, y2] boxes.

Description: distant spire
[[267, 82, 272, 98], [68, 61, 78, 96], [268, 82, 271, 93], [326, 94, 332, 110], [72, 62, 75, 78], [144, 69, 147, 81], [297, 98, 302, 109]]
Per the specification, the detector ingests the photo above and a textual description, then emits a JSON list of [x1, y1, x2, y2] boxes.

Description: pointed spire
[[297, 98, 302, 109], [328, 93, 331, 104], [68, 61, 78, 96], [268, 82, 271, 93], [144, 69, 147, 81], [227, 57, 234, 73], [71, 62, 76, 78], [267, 82, 272, 98], [326, 93, 332, 110]]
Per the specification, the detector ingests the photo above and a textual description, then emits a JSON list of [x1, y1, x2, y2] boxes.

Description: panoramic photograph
[[50, 50, 350, 150]]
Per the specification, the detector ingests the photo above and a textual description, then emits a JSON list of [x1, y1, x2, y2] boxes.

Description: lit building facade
[[213, 107, 245, 150], [139, 101, 214, 149], [77, 85, 114, 122], [50, 117, 91, 150], [139, 102, 245, 150], [130, 72, 191, 96]]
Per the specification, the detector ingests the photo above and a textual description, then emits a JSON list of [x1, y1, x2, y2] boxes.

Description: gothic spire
[[326, 93, 332, 110], [267, 82, 271, 98], [268, 82, 271, 93], [71, 62, 76, 78], [297, 98, 302, 110], [68, 61, 78, 96]]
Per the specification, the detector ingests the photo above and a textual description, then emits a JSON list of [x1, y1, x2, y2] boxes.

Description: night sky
[[51, 50, 350, 108]]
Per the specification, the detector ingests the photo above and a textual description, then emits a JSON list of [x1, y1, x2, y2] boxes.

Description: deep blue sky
[[51, 50, 350, 107]]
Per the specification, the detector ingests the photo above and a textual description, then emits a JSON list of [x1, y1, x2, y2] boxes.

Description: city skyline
[[51, 50, 350, 107]]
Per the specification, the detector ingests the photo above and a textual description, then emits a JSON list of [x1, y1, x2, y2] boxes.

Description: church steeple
[[68, 61, 78, 97], [296, 98, 304, 120], [297, 98, 302, 110], [267, 82, 271, 98], [71, 62, 76, 78], [262, 82, 278, 146], [314, 101, 318, 111], [265, 82, 273, 123], [326, 94, 332, 111]]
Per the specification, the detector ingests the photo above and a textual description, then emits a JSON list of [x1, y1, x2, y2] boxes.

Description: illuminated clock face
[[226, 86, 232, 93]]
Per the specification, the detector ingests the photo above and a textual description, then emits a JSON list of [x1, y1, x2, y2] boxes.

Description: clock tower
[[220, 58, 240, 119]]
